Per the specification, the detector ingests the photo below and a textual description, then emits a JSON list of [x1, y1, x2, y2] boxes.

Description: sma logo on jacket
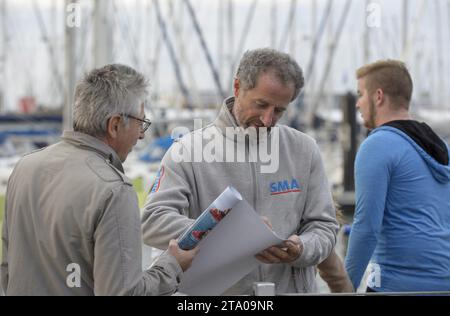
[[270, 178, 302, 196]]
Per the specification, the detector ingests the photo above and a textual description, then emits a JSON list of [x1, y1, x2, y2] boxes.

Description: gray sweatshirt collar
[[214, 96, 239, 130]]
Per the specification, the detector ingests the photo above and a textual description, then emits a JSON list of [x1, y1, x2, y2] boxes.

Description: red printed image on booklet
[[178, 186, 242, 250]]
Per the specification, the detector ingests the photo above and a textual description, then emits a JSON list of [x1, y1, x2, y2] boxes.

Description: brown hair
[[333, 205, 345, 227], [356, 60, 413, 109]]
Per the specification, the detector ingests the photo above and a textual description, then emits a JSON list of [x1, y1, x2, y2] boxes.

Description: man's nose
[[260, 108, 275, 127], [139, 130, 145, 140]]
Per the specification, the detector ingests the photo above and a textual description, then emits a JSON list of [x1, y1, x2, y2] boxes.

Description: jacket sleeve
[[345, 136, 389, 290], [93, 184, 182, 296], [141, 141, 195, 250], [293, 143, 339, 268], [1, 199, 8, 294]]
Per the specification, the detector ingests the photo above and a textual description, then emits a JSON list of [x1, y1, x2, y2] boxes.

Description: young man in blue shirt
[[345, 60, 450, 292]]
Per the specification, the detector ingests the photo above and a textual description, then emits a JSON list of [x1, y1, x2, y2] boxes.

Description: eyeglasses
[[120, 113, 152, 133]]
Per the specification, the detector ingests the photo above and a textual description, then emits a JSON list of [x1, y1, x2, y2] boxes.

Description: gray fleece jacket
[[142, 97, 338, 294]]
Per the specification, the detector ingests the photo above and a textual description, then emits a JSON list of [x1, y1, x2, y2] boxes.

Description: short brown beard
[[368, 98, 377, 129]]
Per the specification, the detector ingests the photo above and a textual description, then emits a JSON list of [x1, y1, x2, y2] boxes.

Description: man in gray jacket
[[142, 48, 338, 294], [1, 64, 197, 296]]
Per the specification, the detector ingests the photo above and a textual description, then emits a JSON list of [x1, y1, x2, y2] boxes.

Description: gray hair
[[235, 48, 304, 101], [73, 64, 149, 137]]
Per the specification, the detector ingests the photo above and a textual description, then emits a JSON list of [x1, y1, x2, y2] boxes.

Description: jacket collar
[[61, 131, 124, 172], [214, 96, 239, 131]]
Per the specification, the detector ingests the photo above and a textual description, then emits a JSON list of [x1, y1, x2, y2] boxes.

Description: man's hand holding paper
[[256, 217, 303, 264]]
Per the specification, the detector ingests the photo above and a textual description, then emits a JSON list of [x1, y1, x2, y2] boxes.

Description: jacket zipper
[[251, 161, 263, 281], [247, 136, 263, 281]]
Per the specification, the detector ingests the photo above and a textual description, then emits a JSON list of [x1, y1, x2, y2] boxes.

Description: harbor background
[[1, 0, 450, 294]]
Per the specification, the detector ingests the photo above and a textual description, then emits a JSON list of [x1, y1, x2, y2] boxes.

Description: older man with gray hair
[[142, 48, 338, 294], [1, 64, 197, 296]]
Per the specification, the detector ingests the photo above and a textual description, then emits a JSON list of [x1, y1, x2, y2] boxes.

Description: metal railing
[[253, 282, 450, 296]]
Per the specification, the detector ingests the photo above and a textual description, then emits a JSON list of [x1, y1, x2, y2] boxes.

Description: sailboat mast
[[229, 0, 258, 85], [153, 0, 192, 107], [309, 0, 317, 94], [217, 0, 224, 87], [227, 0, 234, 85], [435, 0, 444, 107], [94, 0, 113, 67], [289, 0, 297, 56], [183, 0, 225, 99], [402, 0, 408, 55], [169, 0, 201, 107], [270, 0, 277, 48], [0, 0, 6, 113], [363, 0, 370, 63], [448, 0, 450, 108], [279, 0, 297, 53], [64, 0, 78, 131], [310, 0, 352, 126]]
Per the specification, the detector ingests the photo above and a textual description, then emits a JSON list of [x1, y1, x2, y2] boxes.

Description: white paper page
[[178, 199, 286, 296]]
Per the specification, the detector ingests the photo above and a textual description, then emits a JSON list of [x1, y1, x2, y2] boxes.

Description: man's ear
[[106, 115, 121, 139], [233, 78, 240, 98], [374, 88, 385, 107]]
